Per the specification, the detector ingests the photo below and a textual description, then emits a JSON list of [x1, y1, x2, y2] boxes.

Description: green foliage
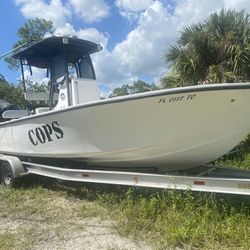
[[165, 9, 250, 85], [97, 188, 250, 249], [0, 75, 50, 110], [215, 135, 250, 167], [110, 84, 130, 97], [0, 231, 15, 250], [16, 18, 54, 44], [109, 80, 159, 97], [4, 18, 54, 70], [0, 182, 109, 249], [24, 79, 49, 92], [160, 75, 188, 88], [0, 74, 25, 107], [23, 80, 50, 109]]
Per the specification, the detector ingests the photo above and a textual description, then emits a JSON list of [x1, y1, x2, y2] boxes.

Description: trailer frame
[[1, 154, 250, 195]]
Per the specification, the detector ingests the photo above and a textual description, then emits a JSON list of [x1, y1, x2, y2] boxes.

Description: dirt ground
[[0, 183, 152, 250], [0, 216, 152, 250]]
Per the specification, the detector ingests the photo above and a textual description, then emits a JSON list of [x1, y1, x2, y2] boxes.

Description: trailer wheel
[[0, 162, 19, 187]]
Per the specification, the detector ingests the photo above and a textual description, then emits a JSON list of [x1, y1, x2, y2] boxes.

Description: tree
[[165, 9, 250, 85], [0, 75, 25, 108], [109, 80, 159, 97], [4, 18, 54, 70], [110, 84, 130, 97], [24, 79, 49, 92], [160, 75, 187, 89]]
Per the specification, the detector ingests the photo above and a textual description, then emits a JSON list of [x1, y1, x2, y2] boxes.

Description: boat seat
[[24, 92, 50, 101], [24, 92, 58, 105], [2, 110, 28, 119], [35, 107, 50, 114]]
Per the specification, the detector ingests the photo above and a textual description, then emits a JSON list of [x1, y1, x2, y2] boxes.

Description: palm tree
[[165, 9, 250, 86]]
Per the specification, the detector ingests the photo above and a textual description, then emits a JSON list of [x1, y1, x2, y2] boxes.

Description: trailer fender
[[0, 154, 25, 178]]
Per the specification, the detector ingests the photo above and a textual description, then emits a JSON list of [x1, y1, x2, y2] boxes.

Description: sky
[[1, 0, 250, 96]]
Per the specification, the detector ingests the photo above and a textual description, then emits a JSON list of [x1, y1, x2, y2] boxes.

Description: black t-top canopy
[[13, 36, 102, 68]]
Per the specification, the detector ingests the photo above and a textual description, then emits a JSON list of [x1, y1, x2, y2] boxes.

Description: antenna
[[0, 42, 31, 60]]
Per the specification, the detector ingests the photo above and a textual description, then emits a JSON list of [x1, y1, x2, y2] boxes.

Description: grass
[[216, 153, 250, 170], [1, 156, 250, 249], [0, 231, 15, 250], [0, 181, 108, 250], [94, 187, 250, 249]]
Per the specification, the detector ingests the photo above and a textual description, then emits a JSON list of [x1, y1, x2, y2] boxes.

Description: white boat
[[1, 36, 250, 171]]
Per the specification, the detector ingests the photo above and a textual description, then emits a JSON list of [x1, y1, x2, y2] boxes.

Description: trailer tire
[[0, 162, 20, 188]]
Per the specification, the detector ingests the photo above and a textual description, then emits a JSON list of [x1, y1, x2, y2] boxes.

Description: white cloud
[[174, 0, 250, 27], [93, 1, 177, 85], [114, 2, 174, 75], [15, 0, 71, 27], [174, 0, 224, 26], [22, 67, 50, 86], [77, 28, 108, 48], [53, 23, 76, 37], [115, 0, 154, 12], [115, 0, 154, 21], [68, 0, 110, 23], [224, 0, 250, 13], [54, 24, 108, 48], [15, 0, 110, 27]]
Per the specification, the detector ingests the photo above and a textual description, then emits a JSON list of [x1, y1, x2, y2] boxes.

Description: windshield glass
[[49, 54, 67, 108], [52, 54, 66, 83], [79, 55, 95, 79]]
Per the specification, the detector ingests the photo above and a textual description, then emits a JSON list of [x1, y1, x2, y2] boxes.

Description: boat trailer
[[1, 154, 250, 195]]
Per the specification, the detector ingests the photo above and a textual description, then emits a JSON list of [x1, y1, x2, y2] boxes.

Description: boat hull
[[1, 83, 250, 171]]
